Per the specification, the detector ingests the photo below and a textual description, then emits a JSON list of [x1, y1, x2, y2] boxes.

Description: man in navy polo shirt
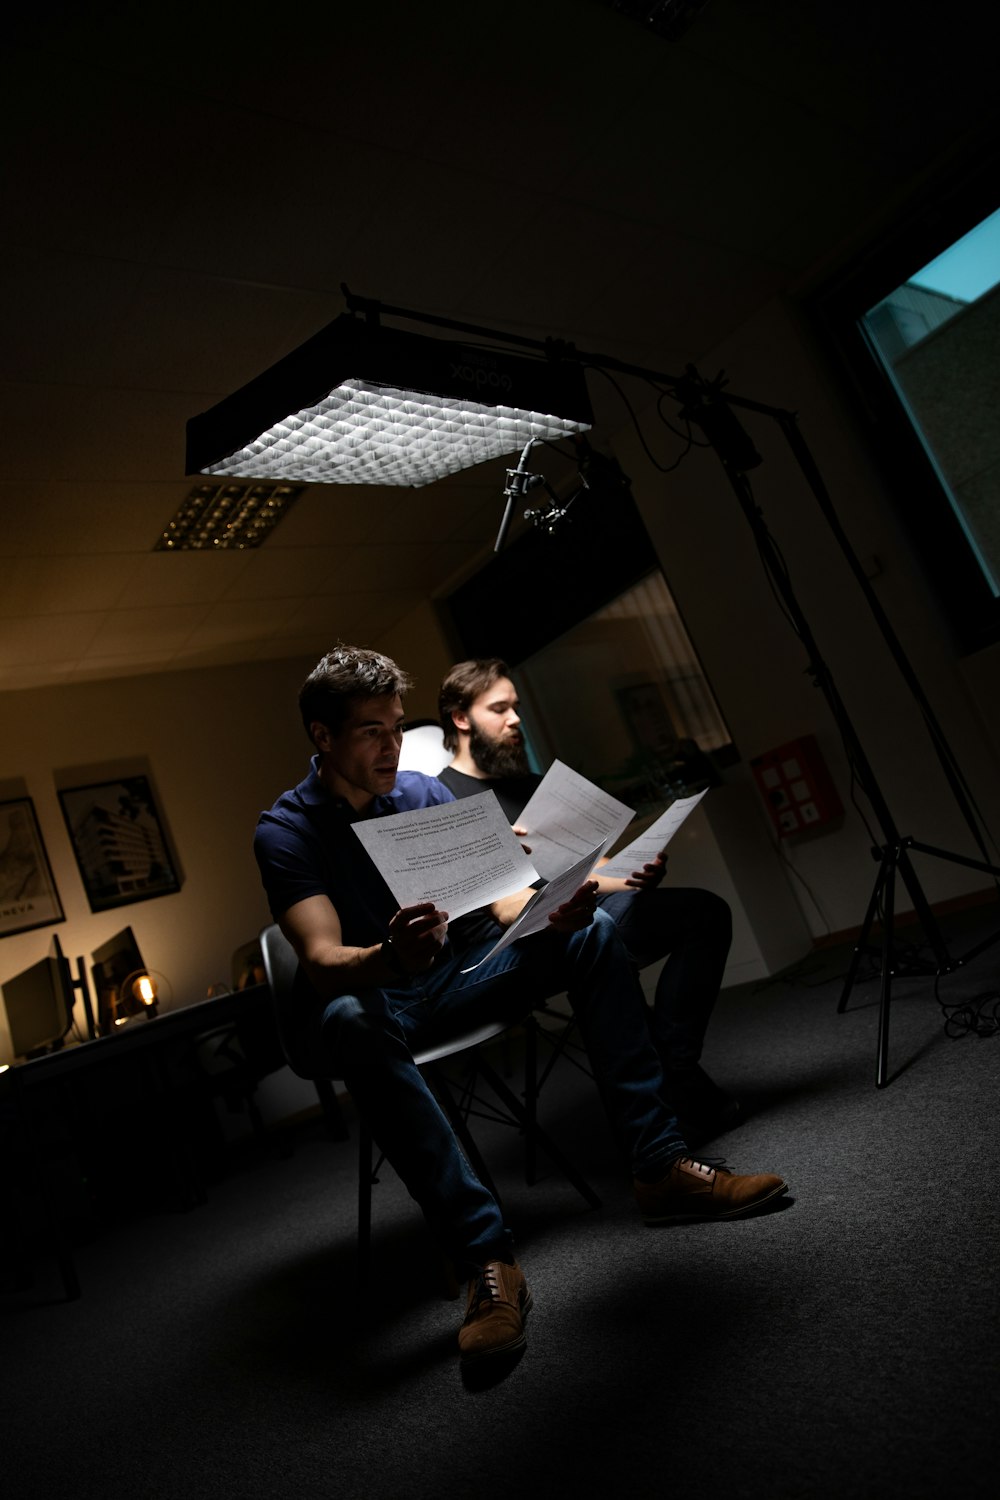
[[254, 644, 787, 1374]]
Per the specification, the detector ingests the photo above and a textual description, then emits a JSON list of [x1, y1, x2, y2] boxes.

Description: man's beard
[[468, 721, 531, 778]]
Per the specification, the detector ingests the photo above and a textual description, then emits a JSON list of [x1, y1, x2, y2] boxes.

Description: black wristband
[[380, 934, 411, 977]]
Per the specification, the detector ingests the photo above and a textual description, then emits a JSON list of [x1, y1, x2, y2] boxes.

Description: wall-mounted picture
[[0, 797, 66, 938], [58, 775, 181, 914], [616, 681, 679, 757]]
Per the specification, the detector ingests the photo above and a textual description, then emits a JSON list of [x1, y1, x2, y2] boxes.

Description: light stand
[[674, 372, 1000, 1084]]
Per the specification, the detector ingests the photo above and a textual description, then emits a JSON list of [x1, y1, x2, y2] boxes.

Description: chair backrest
[[259, 922, 326, 1081], [230, 937, 265, 991], [259, 921, 512, 1077]]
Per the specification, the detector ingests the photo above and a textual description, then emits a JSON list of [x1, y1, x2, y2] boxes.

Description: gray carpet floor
[[3, 913, 999, 1499]]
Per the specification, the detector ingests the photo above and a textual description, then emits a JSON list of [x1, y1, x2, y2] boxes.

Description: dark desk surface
[[2, 985, 272, 1092]]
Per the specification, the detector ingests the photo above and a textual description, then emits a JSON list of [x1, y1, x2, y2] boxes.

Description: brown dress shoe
[[635, 1155, 788, 1225], [458, 1259, 533, 1364]]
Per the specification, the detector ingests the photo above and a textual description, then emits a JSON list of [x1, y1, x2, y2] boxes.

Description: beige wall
[[379, 597, 457, 725], [1, 655, 309, 1061]]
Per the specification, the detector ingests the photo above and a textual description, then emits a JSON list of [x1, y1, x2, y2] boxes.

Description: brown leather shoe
[[635, 1155, 788, 1224], [458, 1259, 532, 1365]]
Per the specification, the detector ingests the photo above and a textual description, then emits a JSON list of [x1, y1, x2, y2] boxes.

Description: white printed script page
[[515, 760, 635, 881], [461, 840, 607, 972], [598, 788, 710, 879], [352, 791, 539, 919]]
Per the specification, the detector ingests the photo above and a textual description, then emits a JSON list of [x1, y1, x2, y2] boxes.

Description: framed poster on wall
[[58, 775, 181, 913], [0, 796, 65, 937]]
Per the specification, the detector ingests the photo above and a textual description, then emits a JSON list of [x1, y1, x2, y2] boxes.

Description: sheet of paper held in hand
[[514, 759, 636, 881], [597, 788, 710, 879], [461, 838, 608, 972], [351, 790, 539, 920]]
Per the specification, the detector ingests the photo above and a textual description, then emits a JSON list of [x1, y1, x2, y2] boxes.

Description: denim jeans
[[597, 886, 732, 1073], [318, 908, 686, 1279]]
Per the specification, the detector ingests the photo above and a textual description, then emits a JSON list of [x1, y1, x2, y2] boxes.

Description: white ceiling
[[3, 0, 994, 693]]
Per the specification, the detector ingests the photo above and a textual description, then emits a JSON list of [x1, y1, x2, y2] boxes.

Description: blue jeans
[[598, 886, 732, 1073], [317, 909, 686, 1279]]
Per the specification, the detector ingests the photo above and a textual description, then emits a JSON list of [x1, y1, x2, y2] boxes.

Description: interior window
[[810, 162, 1000, 653], [512, 570, 735, 815], [859, 207, 1000, 601]]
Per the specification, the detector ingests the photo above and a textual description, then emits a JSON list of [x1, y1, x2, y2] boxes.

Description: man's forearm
[[279, 891, 448, 998], [293, 936, 400, 997], [489, 887, 536, 928]]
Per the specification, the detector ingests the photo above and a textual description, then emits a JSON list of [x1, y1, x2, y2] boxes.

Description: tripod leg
[[422, 1062, 503, 1206], [357, 1122, 373, 1291], [876, 849, 897, 1089], [894, 842, 952, 970], [839, 851, 890, 1013]]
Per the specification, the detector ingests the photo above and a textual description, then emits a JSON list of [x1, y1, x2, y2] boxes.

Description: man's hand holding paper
[[461, 841, 607, 971]]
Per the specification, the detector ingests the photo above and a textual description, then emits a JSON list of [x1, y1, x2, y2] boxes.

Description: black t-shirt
[[437, 764, 541, 824], [436, 764, 545, 949]]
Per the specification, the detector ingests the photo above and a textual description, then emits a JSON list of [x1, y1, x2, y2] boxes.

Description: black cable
[[768, 832, 831, 932], [654, 387, 703, 449], [934, 969, 1000, 1038], [736, 472, 893, 870], [583, 363, 700, 474]]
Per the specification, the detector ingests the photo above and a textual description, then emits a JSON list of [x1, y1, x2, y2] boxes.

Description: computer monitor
[[90, 926, 156, 1032], [2, 934, 78, 1060]]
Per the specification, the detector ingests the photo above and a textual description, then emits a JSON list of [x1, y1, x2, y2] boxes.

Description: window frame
[[808, 150, 1000, 655]]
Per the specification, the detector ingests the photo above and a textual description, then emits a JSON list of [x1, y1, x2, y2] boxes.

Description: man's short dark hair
[[299, 645, 413, 744], [438, 658, 511, 752]]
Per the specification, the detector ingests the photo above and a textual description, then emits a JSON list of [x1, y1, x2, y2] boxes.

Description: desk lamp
[[115, 970, 160, 1024]]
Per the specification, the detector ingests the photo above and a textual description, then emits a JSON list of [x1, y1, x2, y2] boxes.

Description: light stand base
[[838, 837, 1000, 1086]]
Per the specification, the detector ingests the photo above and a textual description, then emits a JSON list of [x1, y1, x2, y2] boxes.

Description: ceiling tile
[[85, 603, 213, 656], [0, 612, 104, 666]]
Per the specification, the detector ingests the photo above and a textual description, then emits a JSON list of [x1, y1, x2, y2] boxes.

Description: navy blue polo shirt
[[254, 756, 455, 945]]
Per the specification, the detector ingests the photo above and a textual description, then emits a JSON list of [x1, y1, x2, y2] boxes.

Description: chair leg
[[523, 1008, 595, 1187], [477, 1055, 601, 1210], [423, 1063, 503, 1207], [314, 1079, 349, 1141], [523, 1016, 539, 1186], [357, 1121, 373, 1291], [352, 1110, 463, 1300]]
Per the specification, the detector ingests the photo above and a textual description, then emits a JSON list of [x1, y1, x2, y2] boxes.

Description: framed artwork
[[0, 796, 65, 938], [58, 775, 181, 914], [616, 681, 679, 757]]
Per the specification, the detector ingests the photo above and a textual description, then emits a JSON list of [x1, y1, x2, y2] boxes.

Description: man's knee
[[699, 889, 732, 944], [320, 992, 407, 1071], [567, 906, 630, 965]]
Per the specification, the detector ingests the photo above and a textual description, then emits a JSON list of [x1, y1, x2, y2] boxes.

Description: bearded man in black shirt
[[438, 657, 740, 1145]]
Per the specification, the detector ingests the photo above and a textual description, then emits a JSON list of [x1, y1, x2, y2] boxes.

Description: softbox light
[[185, 315, 592, 487]]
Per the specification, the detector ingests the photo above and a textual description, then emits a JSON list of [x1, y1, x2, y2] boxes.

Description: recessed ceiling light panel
[[154, 483, 303, 550]]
